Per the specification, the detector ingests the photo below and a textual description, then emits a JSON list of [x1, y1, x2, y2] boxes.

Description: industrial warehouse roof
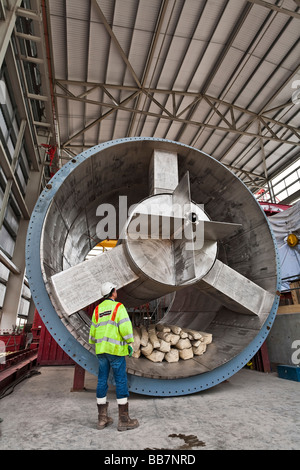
[[45, 0, 300, 196]]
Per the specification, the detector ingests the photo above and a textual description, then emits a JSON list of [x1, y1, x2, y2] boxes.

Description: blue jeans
[[96, 353, 129, 400]]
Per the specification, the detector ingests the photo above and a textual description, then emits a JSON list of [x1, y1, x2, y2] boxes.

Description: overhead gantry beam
[[246, 0, 300, 20], [50, 0, 299, 196], [54, 80, 300, 149]]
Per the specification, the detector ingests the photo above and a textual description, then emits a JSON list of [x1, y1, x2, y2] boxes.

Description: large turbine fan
[[51, 149, 274, 319]]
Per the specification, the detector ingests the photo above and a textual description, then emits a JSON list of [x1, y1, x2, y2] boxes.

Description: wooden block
[[158, 339, 171, 353], [146, 350, 165, 362], [277, 305, 300, 314], [141, 342, 153, 356], [132, 327, 141, 352], [180, 331, 189, 339], [198, 332, 213, 345], [290, 281, 300, 305], [132, 349, 141, 358], [175, 338, 191, 350], [169, 333, 180, 346], [157, 331, 172, 342], [182, 328, 202, 340], [148, 325, 160, 349], [156, 324, 171, 333], [179, 348, 193, 360], [140, 325, 149, 347], [165, 349, 179, 363], [169, 325, 182, 335], [193, 343, 207, 356]]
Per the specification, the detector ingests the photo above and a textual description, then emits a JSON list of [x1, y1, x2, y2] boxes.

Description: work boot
[[97, 402, 113, 429], [118, 402, 139, 431]]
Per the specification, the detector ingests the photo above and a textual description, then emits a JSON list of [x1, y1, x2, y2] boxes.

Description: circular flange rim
[[25, 137, 281, 396]]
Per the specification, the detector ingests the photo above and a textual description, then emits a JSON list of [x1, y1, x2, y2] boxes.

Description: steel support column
[[71, 364, 86, 392]]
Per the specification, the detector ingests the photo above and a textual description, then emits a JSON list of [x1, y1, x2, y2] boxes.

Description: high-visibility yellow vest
[[89, 299, 134, 356]]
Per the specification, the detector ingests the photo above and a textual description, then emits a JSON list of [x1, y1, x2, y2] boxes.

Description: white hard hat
[[101, 282, 116, 297]]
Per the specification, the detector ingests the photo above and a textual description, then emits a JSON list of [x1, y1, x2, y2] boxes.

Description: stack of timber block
[[131, 323, 212, 362], [278, 280, 300, 314]]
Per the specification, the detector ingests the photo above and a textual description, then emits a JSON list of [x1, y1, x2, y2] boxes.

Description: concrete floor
[[0, 365, 299, 451]]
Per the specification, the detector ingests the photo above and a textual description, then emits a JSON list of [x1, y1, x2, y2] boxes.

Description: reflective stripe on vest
[[111, 302, 122, 321], [93, 317, 130, 328], [91, 336, 127, 346], [95, 305, 99, 323]]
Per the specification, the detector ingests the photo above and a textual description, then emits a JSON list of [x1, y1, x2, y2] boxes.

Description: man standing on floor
[[89, 281, 139, 431]]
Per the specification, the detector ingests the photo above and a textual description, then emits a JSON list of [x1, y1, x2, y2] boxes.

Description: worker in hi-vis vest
[[89, 281, 139, 431]]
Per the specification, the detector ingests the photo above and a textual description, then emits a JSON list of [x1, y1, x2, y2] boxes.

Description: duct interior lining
[[40, 141, 277, 379]]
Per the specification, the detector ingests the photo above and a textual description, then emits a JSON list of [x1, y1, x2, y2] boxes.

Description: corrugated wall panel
[[50, 14, 67, 80]]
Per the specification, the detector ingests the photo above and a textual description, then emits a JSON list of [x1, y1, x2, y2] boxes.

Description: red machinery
[[0, 330, 26, 352], [259, 201, 290, 216], [31, 310, 74, 366]]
